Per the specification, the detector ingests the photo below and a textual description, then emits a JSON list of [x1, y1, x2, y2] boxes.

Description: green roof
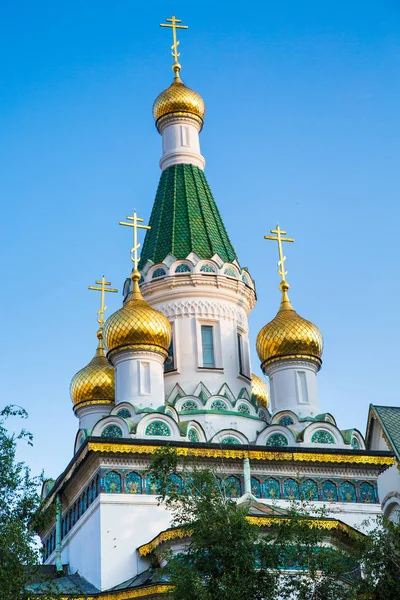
[[369, 405, 400, 460], [139, 164, 237, 269]]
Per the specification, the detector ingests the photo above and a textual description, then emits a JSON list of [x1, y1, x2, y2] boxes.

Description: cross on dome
[[119, 211, 151, 273], [88, 276, 118, 330], [160, 14, 188, 79], [264, 224, 294, 290]]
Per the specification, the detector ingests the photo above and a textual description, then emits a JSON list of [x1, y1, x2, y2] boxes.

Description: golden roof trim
[[45, 583, 172, 600], [87, 442, 394, 466]]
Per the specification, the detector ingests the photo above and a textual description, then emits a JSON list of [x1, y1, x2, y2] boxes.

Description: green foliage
[[0, 405, 53, 600], [147, 446, 393, 600]]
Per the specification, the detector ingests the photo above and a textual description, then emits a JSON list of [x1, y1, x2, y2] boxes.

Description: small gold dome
[[153, 77, 205, 131], [256, 285, 323, 369], [70, 331, 115, 411], [103, 271, 172, 358], [251, 373, 270, 409]]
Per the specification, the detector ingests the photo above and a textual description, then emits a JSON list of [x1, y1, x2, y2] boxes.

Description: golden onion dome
[[70, 330, 115, 412], [103, 270, 172, 359], [251, 373, 270, 409], [153, 75, 205, 132], [256, 283, 323, 369]]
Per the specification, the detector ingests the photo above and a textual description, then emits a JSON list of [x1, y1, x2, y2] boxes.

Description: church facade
[[37, 17, 394, 598]]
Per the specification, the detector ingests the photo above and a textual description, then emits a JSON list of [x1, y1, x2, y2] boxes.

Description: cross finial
[[88, 276, 118, 330], [160, 14, 188, 80], [264, 224, 294, 290], [119, 210, 151, 272]]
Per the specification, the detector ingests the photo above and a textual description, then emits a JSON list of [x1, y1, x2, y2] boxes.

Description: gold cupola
[[153, 78, 205, 132], [256, 281, 323, 369], [251, 374, 270, 409], [70, 329, 115, 412], [103, 270, 172, 360], [256, 225, 323, 370], [153, 14, 205, 132]]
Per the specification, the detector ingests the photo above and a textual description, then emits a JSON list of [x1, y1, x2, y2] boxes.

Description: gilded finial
[[88, 276, 118, 337], [160, 14, 188, 81], [264, 225, 294, 294], [119, 211, 151, 277]]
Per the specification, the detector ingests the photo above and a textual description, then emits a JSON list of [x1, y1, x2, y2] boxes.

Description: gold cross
[[119, 210, 151, 271], [88, 276, 118, 329], [160, 14, 188, 76], [264, 224, 294, 285]]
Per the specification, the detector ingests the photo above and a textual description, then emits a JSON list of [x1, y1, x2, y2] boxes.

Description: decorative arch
[[126, 472, 142, 494], [210, 430, 249, 445], [302, 422, 344, 446], [92, 416, 130, 439], [264, 477, 280, 500], [251, 477, 262, 497], [104, 471, 121, 494], [223, 476, 242, 498], [321, 480, 338, 502], [272, 411, 298, 427], [301, 479, 318, 501], [175, 263, 192, 274], [339, 481, 356, 503], [256, 425, 296, 447], [136, 413, 181, 439]]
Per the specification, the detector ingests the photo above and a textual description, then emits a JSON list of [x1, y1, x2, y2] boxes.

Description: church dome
[[256, 284, 323, 369], [103, 271, 172, 358], [153, 79, 205, 131], [251, 374, 270, 409], [70, 331, 115, 411]]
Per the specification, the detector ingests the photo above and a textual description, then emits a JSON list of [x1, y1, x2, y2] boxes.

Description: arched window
[[175, 264, 191, 273], [251, 477, 261, 498], [351, 437, 361, 449], [145, 421, 171, 436], [340, 481, 356, 503], [152, 267, 166, 279], [117, 409, 131, 419], [188, 428, 199, 443], [126, 472, 142, 494], [101, 425, 123, 438], [167, 474, 183, 494], [224, 267, 237, 278], [266, 433, 288, 447], [181, 401, 198, 411], [210, 400, 227, 411], [300, 479, 318, 501], [200, 264, 216, 273], [146, 474, 162, 495], [223, 476, 242, 498], [104, 471, 121, 494], [278, 415, 294, 427], [311, 430, 335, 444], [238, 403, 250, 415]]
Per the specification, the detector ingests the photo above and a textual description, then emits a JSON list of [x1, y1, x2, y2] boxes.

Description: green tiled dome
[[139, 164, 237, 269]]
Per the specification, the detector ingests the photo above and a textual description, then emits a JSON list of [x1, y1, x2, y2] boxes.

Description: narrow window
[[164, 339, 175, 373], [180, 125, 190, 147], [201, 325, 215, 368], [140, 362, 151, 395], [297, 371, 309, 404], [237, 333, 243, 374]]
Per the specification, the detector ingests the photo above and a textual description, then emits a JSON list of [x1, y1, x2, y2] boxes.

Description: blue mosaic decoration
[[284, 479, 300, 500], [167, 474, 183, 494], [188, 428, 199, 442], [340, 481, 356, 503], [200, 264, 216, 273], [264, 478, 280, 499], [251, 477, 261, 497], [311, 430, 335, 444], [351, 437, 361, 450], [223, 476, 242, 498], [238, 403, 250, 415], [117, 409, 131, 419], [266, 433, 288, 447], [321, 480, 338, 502], [126, 472, 142, 494], [145, 421, 171, 436], [301, 479, 318, 501], [104, 471, 121, 494], [221, 437, 240, 444], [224, 267, 237, 278], [175, 264, 191, 273], [101, 425, 123, 438], [152, 268, 166, 279], [181, 401, 198, 411], [278, 415, 294, 427], [146, 475, 162, 495], [241, 274, 250, 285], [360, 482, 375, 504], [211, 400, 228, 411]]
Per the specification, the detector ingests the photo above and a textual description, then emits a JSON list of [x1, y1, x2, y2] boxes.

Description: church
[[35, 16, 396, 598]]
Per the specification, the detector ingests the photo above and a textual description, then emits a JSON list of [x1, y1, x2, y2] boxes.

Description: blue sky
[[1, 1, 399, 477]]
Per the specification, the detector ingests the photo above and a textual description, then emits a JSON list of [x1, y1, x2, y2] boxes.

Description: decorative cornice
[[73, 399, 114, 414], [87, 442, 394, 467], [138, 517, 358, 557], [46, 584, 172, 600]]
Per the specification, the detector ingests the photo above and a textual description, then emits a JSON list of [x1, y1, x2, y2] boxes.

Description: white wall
[[113, 351, 165, 408], [159, 117, 205, 171], [266, 359, 320, 418]]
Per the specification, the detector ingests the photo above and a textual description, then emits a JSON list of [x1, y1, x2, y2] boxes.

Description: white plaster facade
[[112, 350, 166, 408], [159, 116, 205, 171], [266, 359, 320, 418]]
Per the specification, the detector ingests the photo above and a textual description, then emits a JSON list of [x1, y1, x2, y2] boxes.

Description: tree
[[0, 405, 51, 600], [147, 446, 372, 600]]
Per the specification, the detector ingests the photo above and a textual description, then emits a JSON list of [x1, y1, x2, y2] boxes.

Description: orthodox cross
[[264, 224, 294, 285], [119, 211, 151, 271], [160, 14, 188, 75], [88, 276, 118, 328]]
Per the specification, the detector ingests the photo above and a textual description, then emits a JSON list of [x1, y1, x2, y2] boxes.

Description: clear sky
[[1, 1, 399, 478]]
